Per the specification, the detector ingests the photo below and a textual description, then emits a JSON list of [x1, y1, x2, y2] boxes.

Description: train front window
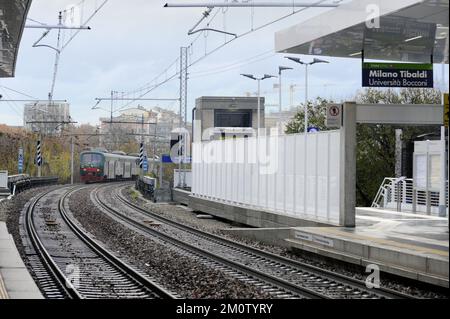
[[82, 154, 102, 165]]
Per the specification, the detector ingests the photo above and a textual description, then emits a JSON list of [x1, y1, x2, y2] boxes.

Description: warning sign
[[444, 93, 449, 128], [326, 104, 342, 128]]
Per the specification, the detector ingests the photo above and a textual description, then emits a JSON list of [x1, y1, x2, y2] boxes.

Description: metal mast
[[180, 47, 188, 128], [179, 47, 188, 187]]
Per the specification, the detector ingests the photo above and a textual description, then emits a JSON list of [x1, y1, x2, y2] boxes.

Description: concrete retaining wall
[[188, 194, 333, 228], [173, 188, 190, 206], [222, 228, 292, 247]]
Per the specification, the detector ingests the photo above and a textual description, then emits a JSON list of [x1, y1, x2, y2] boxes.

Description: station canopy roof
[[0, 0, 32, 77], [275, 0, 449, 64]]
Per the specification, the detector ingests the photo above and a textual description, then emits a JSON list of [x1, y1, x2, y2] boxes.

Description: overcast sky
[[1, 0, 448, 126]]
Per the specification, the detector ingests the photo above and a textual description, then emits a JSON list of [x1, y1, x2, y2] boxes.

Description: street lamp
[[278, 66, 293, 113], [285, 57, 329, 133], [240, 73, 277, 136]]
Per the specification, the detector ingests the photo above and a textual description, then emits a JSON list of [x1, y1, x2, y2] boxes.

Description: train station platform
[[286, 208, 449, 288], [0, 222, 42, 299], [172, 189, 448, 287]]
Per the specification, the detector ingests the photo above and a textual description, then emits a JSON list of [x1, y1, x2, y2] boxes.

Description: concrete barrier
[[188, 194, 335, 228]]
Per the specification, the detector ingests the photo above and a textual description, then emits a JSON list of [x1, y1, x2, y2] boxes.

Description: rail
[[109, 183, 415, 299], [24, 186, 175, 299]]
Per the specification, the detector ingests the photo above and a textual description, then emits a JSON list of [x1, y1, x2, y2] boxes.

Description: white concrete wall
[[174, 169, 192, 188], [192, 131, 341, 225], [0, 171, 8, 189]]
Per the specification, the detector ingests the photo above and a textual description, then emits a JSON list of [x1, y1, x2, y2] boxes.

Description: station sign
[[362, 62, 433, 88], [325, 104, 342, 128]]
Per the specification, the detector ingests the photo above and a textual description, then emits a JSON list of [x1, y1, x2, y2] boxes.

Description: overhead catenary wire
[[113, 6, 222, 109], [0, 88, 24, 120], [189, 49, 275, 77], [28, 0, 109, 106], [99, 0, 337, 118], [118, 0, 331, 106], [189, 0, 330, 68]]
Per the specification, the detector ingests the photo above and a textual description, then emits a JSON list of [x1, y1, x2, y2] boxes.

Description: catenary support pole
[[339, 102, 357, 227], [439, 126, 447, 217], [70, 136, 74, 184]]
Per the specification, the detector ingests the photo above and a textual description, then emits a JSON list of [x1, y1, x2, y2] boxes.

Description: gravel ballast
[[2, 186, 59, 271], [122, 185, 448, 299], [68, 186, 270, 299]]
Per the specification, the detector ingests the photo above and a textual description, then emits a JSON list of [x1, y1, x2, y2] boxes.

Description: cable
[[107, 0, 330, 109], [124, 57, 180, 97], [190, 49, 274, 75], [0, 85, 39, 100], [190, 53, 276, 79], [0, 88, 23, 120], [26, 17, 47, 25]]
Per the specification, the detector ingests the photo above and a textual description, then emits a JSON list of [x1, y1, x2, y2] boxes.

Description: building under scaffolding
[[23, 102, 71, 135]]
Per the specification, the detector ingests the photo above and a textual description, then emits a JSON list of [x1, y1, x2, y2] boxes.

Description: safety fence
[[192, 130, 342, 225]]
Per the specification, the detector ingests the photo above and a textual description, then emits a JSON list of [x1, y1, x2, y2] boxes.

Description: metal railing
[[7, 174, 59, 196], [372, 177, 448, 215], [135, 176, 156, 201]]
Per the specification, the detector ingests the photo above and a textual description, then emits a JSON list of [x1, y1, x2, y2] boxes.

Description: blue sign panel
[[162, 154, 172, 163], [18, 148, 24, 174], [143, 156, 148, 172], [308, 126, 320, 133]]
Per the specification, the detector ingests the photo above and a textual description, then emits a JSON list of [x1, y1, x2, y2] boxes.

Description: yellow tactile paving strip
[[301, 227, 449, 258], [0, 273, 9, 299]]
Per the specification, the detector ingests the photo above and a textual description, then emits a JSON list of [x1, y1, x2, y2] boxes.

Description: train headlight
[[96, 168, 100, 172]]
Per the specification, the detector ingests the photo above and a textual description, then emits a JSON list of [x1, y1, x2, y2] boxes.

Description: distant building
[[193, 96, 265, 142], [99, 105, 189, 154], [264, 110, 297, 134], [23, 102, 71, 136]]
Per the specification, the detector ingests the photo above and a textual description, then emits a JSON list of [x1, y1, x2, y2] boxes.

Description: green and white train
[[80, 149, 140, 183]]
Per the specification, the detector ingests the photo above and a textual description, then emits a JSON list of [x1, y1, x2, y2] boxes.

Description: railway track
[[94, 183, 416, 299], [23, 186, 175, 299]]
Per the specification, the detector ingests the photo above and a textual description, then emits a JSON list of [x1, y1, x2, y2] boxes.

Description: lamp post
[[278, 66, 293, 113], [285, 57, 329, 133], [241, 73, 276, 209], [241, 73, 277, 137]]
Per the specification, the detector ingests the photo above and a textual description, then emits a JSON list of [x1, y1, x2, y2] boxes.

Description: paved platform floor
[[0, 222, 42, 299], [287, 207, 449, 287]]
